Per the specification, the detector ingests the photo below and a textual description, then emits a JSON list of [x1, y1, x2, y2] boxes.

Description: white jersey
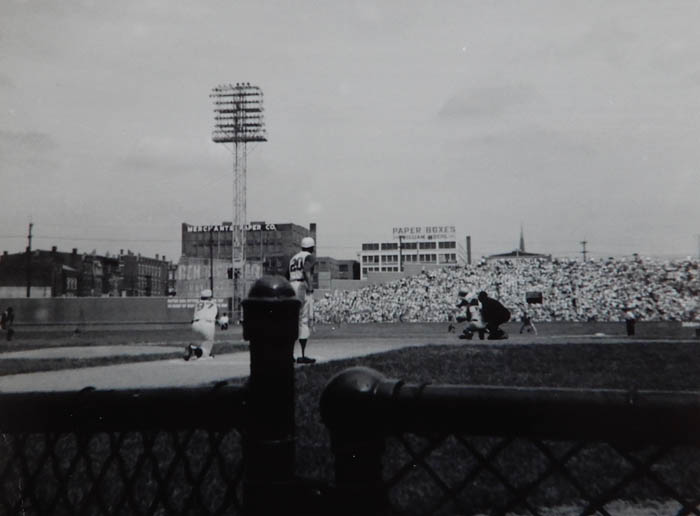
[[467, 304, 486, 329], [469, 304, 483, 323], [289, 250, 312, 282], [192, 300, 218, 342]]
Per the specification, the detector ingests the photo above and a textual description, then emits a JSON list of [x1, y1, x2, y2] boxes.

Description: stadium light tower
[[210, 83, 267, 320]]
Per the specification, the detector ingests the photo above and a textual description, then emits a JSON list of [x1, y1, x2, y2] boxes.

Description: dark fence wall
[[0, 297, 191, 326]]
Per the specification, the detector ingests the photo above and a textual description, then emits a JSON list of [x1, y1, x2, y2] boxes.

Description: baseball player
[[519, 311, 537, 335], [1, 307, 15, 341], [455, 290, 487, 340], [218, 312, 229, 330], [184, 288, 218, 360], [478, 290, 510, 340], [288, 236, 317, 364]]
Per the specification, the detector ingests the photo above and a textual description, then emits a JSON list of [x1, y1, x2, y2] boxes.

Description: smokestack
[[310, 223, 317, 245]]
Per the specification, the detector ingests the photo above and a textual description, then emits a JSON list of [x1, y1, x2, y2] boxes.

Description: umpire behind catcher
[[478, 291, 511, 340]]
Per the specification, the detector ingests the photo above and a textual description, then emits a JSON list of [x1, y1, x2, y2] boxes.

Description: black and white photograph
[[1, 1, 699, 514]]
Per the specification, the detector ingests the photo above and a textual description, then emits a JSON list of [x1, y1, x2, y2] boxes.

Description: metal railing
[[321, 367, 700, 515]]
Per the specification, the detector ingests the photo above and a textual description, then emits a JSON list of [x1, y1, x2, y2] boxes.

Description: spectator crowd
[[314, 256, 699, 324]]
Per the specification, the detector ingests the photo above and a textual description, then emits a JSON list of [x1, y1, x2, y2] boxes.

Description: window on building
[[420, 242, 436, 249], [362, 243, 379, 251], [381, 243, 398, 250]]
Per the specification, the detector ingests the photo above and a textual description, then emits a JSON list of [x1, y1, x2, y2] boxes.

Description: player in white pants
[[185, 288, 218, 360], [456, 290, 487, 340], [289, 236, 317, 364]]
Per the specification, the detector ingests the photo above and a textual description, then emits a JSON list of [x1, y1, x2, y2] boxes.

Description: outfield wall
[[0, 297, 192, 327]]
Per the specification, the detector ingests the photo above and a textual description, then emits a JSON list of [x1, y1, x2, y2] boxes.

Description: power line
[[38, 222, 177, 230], [16, 235, 179, 243]]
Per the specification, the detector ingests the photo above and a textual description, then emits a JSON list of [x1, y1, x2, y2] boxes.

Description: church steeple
[[519, 225, 525, 252]]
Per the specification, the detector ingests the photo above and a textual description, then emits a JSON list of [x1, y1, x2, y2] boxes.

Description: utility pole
[[26, 222, 33, 298], [209, 227, 214, 293], [466, 235, 472, 265], [398, 235, 404, 272], [260, 227, 264, 271], [580, 240, 588, 262]]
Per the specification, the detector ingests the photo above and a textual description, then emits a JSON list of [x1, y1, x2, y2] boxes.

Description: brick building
[[0, 247, 82, 297], [120, 252, 170, 297], [0, 247, 172, 298], [180, 221, 317, 277]]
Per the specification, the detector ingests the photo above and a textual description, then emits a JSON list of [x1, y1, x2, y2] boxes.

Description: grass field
[[0, 320, 694, 377]]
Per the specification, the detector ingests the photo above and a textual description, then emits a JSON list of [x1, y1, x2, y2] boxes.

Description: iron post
[[241, 275, 300, 514], [320, 367, 400, 515]]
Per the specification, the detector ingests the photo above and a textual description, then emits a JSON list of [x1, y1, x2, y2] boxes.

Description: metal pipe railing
[[0, 384, 248, 434], [321, 367, 700, 445], [320, 366, 700, 515]]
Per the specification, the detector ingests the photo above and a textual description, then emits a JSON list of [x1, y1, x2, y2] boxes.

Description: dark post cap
[[242, 275, 300, 342], [320, 367, 400, 433], [246, 275, 296, 300]]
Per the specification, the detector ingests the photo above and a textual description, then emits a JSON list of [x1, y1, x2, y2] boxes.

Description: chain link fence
[[322, 366, 700, 516], [0, 385, 248, 516], [0, 429, 244, 516], [382, 433, 700, 515]]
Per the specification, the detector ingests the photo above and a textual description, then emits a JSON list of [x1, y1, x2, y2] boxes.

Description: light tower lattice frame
[[211, 83, 267, 320]]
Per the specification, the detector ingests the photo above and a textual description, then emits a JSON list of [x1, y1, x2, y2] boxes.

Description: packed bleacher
[[314, 256, 699, 323]]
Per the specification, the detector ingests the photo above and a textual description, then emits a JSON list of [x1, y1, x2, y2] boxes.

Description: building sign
[[392, 225, 456, 241], [245, 223, 277, 232], [186, 223, 277, 233], [167, 298, 228, 310]]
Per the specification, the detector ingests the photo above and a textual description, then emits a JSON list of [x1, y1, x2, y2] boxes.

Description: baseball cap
[[200, 289, 213, 299], [301, 236, 315, 249]]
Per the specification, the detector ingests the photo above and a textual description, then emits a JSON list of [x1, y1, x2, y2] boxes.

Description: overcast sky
[[1, 0, 699, 261]]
